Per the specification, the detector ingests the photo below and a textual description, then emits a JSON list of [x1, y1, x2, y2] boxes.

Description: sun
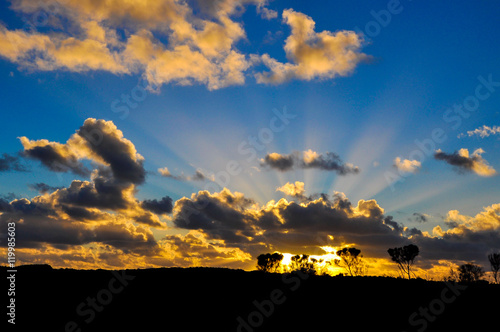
[[276, 247, 344, 275]]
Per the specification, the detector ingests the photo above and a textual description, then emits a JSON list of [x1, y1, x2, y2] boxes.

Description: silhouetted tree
[[387, 244, 419, 279], [334, 247, 367, 276], [289, 254, 317, 275], [488, 253, 500, 284], [458, 263, 484, 283], [256, 253, 284, 273], [444, 267, 459, 282], [312, 258, 331, 275]]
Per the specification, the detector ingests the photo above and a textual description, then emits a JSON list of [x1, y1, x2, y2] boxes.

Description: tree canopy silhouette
[[334, 247, 367, 276], [387, 244, 419, 279], [488, 253, 500, 284], [288, 254, 317, 275], [458, 263, 484, 283], [256, 253, 284, 273]]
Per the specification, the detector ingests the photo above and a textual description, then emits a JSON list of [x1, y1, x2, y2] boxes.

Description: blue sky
[[0, 0, 499, 273]]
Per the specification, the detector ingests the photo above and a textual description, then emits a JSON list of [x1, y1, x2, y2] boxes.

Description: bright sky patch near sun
[[0, 0, 499, 280]]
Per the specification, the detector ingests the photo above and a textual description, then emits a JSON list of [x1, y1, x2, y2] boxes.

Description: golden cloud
[[1, 2, 367, 89], [393, 157, 421, 173], [255, 9, 368, 83], [276, 181, 305, 198], [434, 148, 496, 177]]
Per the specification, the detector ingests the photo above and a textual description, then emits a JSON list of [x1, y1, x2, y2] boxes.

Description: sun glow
[[277, 247, 344, 275]]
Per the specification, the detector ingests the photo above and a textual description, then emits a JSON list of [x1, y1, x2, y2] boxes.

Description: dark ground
[[3, 265, 499, 331]]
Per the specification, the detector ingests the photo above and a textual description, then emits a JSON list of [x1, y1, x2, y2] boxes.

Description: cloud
[[49, 168, 166, 228], [20, 118, 146, 184], [29, 182, 64, 194], [57, 174, 133, 210], [160, 230, 252, 268], [158, 167, 173, 177], [141, 196, 174, 215], [1, 193, 18, 201], [0, 3, 368, 90], [173, 188, 500, 272], [434, 148, 496, 177], [173, 189, 256, 246], [0, 0, 252, 90], [413, 203, 500, 264], [410, 212, 429, 223], [276, 181, 305, 199], [0, 25, 127, 73], [172, 188, 407, 258], [76, 118, 146, 184], [191, 170, 207, 181], [2, 174, 498, 272], [261, 152, 295, 171], [458, 125, 500, 138], [20, 137, 90, 176], [254, 9, 368, 84], [0, 194, 158, 250], [261, 150, 360, 175], [257, 6, 278, 20], [15, 119, 167, 229], [393, 157, 421, 173], [0, 152, 28, 172], [158, 167, 213, 182]]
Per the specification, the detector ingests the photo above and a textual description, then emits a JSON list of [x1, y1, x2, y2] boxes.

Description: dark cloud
[[9, 198, 55, 217], [413, 233, 497, 264], [410, 212, 428, 223], [0, 198, 12, 212], [0, 152, 29, 172], [76, 119, 146, 184], [172, 188, 500, 266], [20, 118, 146, 184], [411, 204, 500, 266], [1, 192, 20, 201], [261, 150, 360, 175], [434, 148, 496, 176], [434, 150, 473, 171], [405, 227, 423, 237], [59, 205, 106, 221], [141, 196, 173, 215], [16, 119, 168, 229], [173, 188, 404, 258], [191, 170, 209, 181], [261, 153, 295, 171], [158, 167, 212, 182], [303, 152, 359, 174], [29, 182, 64, 194], [22, 144, 90, 176], [173, 190, 255, 245], [0, 197, 158, 251], [57, 176, 131, 210], [92, 222, 157, 252], [384, 216, 404, 234]]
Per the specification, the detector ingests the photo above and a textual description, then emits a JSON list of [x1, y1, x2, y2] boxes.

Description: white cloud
[[459, 125, 500, 138], [393, 157, 421, 173]]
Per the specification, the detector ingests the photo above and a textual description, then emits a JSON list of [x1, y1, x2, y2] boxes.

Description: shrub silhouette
[[458, 263, 485, 283], [256, 253, 284, 273], [488, 253, 500, 284], [334, 247, 367, 276], [387, 244, 419, 279]]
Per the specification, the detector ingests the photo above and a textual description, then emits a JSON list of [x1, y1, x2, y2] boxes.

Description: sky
[[0, 0, 499, 278]]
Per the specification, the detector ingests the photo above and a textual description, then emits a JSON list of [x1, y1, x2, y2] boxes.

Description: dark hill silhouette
[[3, 265, 499, 331]]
